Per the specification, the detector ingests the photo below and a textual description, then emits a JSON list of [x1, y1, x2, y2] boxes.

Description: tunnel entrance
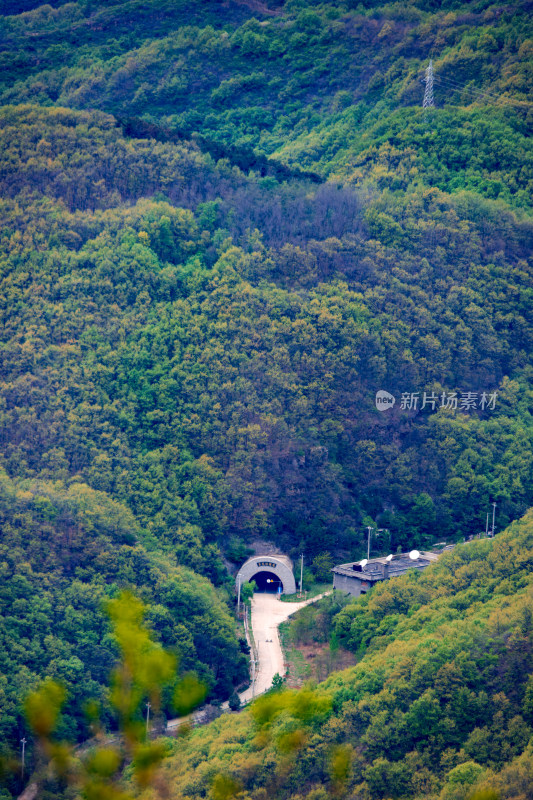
[[251, 571, 283, 593], [237, 555, 296, 595]]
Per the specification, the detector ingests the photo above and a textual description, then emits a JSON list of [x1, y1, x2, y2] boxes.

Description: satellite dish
[[360, 559, 368, 568], [386, 554, 393, 562], [409, 550, 420, 560]]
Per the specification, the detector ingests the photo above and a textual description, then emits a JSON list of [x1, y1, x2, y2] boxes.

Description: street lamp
[[146, 702, 151, 736], [21, 738, 26, 781], [366, 527, 389, 560]]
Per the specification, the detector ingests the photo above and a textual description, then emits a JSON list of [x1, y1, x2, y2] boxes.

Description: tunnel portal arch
[[237, 555, 296, 595]]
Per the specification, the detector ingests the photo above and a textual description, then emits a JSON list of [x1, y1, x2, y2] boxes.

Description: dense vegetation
[[1, 104, 531, 563], [0, 469, 247, 796], [0, 0, 531, 796], [0, 0, 531, 205], [136, 512, 533, 800]]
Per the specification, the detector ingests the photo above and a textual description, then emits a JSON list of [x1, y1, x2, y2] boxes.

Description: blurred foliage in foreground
[[22, 592, 206, 800], [0, 0, 532, 796], [130, 511, 533, 800], [0, 470, 247, 792]]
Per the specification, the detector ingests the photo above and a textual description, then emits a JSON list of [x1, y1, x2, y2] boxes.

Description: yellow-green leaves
[[24, 591, 206, 798], [131, 741, 168, 788], [276, 728, 307, 755], [173, 672, 208, 717], [210, 772, 243, 800], [107, 592, 176, 732], [24, 679, 66, 739], [328, 744, 353, 793], [249, 685, 332, 765], [289, 687, 331, 724], [249, 691, 285, 728], [250, 685, 331, 730], [85, 748, 121, 778]]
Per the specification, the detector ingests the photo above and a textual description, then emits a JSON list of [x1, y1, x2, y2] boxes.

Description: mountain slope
[[0, 469, 247, 794], [0, 100, 532, 561], [139, 511, 533, 800], [0, 3, 532, 796], [1, 0, 531, 204]]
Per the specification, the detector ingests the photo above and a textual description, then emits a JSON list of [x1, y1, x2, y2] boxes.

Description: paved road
[[167, 591, 329, 729], [239, 592, 329, 703]]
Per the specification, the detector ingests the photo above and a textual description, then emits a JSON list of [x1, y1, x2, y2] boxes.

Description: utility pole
[[367, 527, 388, 559], [237, 573, 242, 615], [485, 512, 489, 538], [300, 554, 303, 597], [21, 738, 26, 781], [491, 502, 497, 537], [145, 702, 151, 736]]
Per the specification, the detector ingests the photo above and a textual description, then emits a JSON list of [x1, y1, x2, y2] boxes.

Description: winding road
[[166, 591, 329, 729], [239, 592, 329, 703]]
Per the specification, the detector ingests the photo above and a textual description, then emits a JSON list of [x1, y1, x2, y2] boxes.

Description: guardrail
[[243, 600, 259, 699]]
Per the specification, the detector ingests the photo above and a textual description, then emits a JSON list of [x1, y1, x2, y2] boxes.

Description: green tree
[[311, 552, 334, 583], [24, 592, 206, 799]]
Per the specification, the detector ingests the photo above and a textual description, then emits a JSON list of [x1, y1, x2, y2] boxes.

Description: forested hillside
[[0, 0, 532, 796], [0, 103, 531, 559], [135, 511, 533, 800], [0, 468, 247, 794]]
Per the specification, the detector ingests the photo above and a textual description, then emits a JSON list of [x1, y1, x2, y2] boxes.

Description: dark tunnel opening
[[250, 571, 283, 593]]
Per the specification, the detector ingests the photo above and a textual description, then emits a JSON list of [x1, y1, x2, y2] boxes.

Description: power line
[[435, 75, 511, 103], [437, 80, 501, 103], [428, 70, 532, 109]]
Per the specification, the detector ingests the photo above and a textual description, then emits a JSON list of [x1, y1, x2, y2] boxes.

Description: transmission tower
[[423, 59, 435, 122]]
